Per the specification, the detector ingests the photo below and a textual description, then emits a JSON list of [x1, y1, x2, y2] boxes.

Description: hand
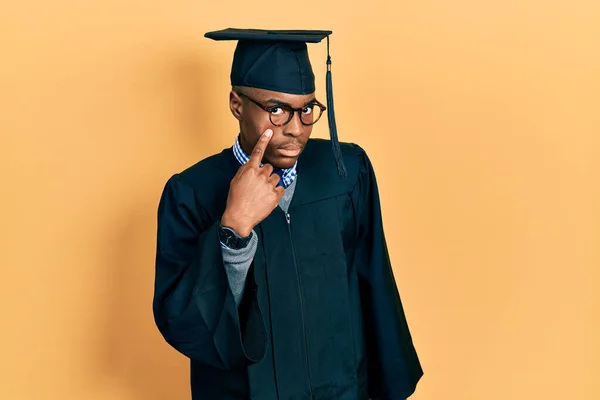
[[221, 129, 285, 237]]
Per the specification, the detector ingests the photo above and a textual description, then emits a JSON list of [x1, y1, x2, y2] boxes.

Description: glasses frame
[[235, 91, 326, 127]]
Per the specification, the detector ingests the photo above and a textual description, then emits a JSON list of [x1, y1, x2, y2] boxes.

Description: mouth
[[276, 143, 303, 157]]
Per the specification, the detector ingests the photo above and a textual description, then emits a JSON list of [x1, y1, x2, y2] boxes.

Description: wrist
[[221, 212, 252, 238], [219, 224, 253, 250]]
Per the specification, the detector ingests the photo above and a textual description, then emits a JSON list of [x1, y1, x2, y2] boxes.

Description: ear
[[229, 90, 243, 121]]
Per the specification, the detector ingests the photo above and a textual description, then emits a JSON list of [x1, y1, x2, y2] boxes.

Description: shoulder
[[159, 148, 236, 213], [303, 138, 367, 160], [177, 148, 235, 187], [302, 138, 371, 179], [291, 139, 372, 202]]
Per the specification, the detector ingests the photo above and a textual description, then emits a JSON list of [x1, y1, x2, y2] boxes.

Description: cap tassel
[[326, 36, 347, 177]]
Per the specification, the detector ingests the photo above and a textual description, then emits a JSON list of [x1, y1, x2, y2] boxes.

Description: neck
[[238, 133, 254, 158]]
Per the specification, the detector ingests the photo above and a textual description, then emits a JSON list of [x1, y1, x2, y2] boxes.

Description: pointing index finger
[[248, 129, 273, 167]]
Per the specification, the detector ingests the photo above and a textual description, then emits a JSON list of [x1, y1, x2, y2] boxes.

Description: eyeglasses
[[236, 91, 326, 127]]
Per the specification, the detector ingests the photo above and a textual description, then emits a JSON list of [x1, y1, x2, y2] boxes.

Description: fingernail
[[265, 129, 273, 137]]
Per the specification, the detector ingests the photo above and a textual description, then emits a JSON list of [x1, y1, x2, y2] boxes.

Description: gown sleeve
[[350, 146, 424, 399], [152, 173, 267, 370], [221, 229, 258, 306]]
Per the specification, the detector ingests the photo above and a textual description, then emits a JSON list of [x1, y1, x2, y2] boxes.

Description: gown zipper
[[285, 211, 315, 399]]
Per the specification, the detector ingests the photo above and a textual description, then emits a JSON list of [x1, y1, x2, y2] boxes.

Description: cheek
[[299, 124, 314, 141], [243, 110, 272, 135]]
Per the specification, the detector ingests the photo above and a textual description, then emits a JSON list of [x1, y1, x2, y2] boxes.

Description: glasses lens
[[269, 106, 291, 126], [300, 104, 322, 125]]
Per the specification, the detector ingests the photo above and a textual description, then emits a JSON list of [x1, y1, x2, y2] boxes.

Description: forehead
[[246, 87, 316, 106]]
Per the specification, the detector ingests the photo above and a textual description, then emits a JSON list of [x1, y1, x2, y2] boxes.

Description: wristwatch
[[218, 222, 252, 250]]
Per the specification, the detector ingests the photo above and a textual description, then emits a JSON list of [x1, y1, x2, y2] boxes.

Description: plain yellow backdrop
[[1, 1, 599, 399]]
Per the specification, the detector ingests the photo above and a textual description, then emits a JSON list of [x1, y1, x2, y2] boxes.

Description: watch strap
[[219, 222, 252, 250]]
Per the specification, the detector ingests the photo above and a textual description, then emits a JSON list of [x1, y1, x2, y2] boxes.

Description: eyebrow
[[264, 98, 318, 107]]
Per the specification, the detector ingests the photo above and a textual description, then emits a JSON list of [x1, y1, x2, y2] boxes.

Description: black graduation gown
[[153, 138, 423, 400]]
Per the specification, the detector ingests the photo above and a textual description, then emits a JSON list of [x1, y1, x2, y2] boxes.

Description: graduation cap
[[204, 28, 347, 177]]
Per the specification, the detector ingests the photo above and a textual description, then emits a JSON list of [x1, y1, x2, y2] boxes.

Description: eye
[[269, 107, 284, 115], [302, 106, 314, 115]]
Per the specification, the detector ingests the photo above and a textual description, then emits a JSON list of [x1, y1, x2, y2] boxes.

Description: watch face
[[219, 226, 250, 249], [219, 227, 236, 247]]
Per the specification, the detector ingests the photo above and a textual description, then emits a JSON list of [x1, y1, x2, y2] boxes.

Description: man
[[153, 28, 423, 399]]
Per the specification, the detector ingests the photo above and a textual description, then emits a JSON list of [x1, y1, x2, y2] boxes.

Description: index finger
[[247, 129, 273, 168]]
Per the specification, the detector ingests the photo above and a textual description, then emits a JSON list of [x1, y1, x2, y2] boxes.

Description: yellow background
[[2, 1, 599, 399]]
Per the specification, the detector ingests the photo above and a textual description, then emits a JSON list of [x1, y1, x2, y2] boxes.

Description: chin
[[267, 154, 298, 170], [274, 159, 298, 170]]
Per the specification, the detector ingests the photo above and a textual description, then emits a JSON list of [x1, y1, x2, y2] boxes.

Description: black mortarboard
[[204, 28, 347, 177]]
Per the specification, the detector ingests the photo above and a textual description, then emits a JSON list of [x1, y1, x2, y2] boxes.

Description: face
[[229, 86, 317, 169]]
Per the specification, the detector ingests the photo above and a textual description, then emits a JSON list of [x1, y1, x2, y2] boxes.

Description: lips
[[277, 143, 303, 157]]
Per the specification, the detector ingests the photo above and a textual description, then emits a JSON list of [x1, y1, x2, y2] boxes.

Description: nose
[[284, 111, 304, 137]]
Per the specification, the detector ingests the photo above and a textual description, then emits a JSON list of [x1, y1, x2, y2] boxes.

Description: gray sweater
[[222, 179, 297, 306]]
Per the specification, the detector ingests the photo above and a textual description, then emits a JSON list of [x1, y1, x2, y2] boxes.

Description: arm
[[351, 146, 423, 399], [221, 229, 258, 306], [220, 176, 296, 306], [152, 174, 267, 370]]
